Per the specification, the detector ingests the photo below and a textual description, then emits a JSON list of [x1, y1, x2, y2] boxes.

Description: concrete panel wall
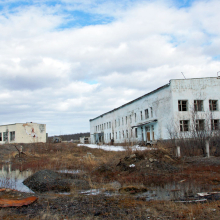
[[0, 123, 46, 144]]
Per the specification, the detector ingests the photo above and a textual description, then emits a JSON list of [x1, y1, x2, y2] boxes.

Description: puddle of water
[[0, 164, 34, 193], [136, 181, 214, 201], [58, 169, 82, 174]]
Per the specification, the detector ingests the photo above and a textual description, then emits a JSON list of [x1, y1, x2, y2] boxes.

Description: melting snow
[[77, 144, 156, 151]]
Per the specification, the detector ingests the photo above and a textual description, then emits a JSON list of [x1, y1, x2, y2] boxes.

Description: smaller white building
[[79, 136, 91, 144], [0, 122, 47, 144]]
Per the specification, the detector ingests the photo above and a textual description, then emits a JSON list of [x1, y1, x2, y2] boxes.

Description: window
[[122, 130, 124, 138], [194, 100, 203, 111], [3, 132, 8, 141], [122, 117, 124, 125], [196, 120, 204, 131], [116, 132, 117, 139], [126, 116, 127, 125], [126, 130, 128, 138], [96, 126, 97, 131], [104, 123, 106, 129], [107, 122, 108, 129], [135, 128, 138, 138], [130, 129, 133, 137], [178, 100, 188, 111], [150, 107, 153, 117], [109, 133, 111, 140], [135, 113, 137, 122], [145, 109, 149, 119], [118, 119, 120, 126], [211, 119, 219, 130], [102, 124, 103, 130], [140, 111, 143, 120], [130, 115, 132, 123], [209, 100, 218, 111], [109, 122, 111, 128], [119, 131, 121, 139], [180, 120, 189, 131], [0, 133, 2, 141], [115, 120, 117, 127]]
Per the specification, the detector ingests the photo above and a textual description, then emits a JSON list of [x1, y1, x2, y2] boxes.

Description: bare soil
[[0, 142, 220, 219]]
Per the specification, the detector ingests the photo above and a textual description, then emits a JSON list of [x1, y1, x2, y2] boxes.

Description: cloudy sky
[[0, 0, 219, 136]]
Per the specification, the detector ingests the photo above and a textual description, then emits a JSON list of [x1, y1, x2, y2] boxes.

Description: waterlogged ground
[[0, 143, 219, 219]]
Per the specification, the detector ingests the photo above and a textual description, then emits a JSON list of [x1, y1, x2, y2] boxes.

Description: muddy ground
[[0, 142, 220, 219]]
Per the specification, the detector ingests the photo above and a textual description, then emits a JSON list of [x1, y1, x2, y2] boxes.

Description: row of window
[[104, 128, 139, 140], [0, 131, 15, 142], [178, 100, 218, 112], [180, 119, 219, 131], [95, 107, 153, 132]]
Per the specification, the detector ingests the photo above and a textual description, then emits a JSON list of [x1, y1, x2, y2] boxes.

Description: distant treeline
[[49, 132, 90, 141]]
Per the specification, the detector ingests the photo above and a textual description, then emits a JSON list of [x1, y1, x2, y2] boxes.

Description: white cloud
[[0, 0, 219, 135]]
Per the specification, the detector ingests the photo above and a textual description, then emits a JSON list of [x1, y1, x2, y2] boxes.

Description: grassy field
[[0, 142, 219, 219]]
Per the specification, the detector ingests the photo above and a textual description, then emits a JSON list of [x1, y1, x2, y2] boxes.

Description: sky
[[0, 0, 219, 136]]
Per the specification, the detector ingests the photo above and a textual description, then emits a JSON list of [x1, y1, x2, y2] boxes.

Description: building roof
[[90, 82, 170, 121], [89, 76, 219, 122]]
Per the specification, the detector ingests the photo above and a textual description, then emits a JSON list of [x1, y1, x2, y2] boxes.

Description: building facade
[[0, 122, 47, 144], [90, 77, 220, 144]]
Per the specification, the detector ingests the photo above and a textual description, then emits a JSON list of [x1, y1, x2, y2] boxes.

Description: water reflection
[[136, 181, 213, 201], [0, 164, 34, 193]]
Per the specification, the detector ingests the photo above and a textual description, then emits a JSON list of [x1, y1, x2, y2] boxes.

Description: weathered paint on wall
[[0, 122, 46, 144], [90, 77, 220, 144]]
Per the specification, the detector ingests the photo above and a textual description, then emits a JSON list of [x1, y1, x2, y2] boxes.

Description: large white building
[[90, 77, 220, 144], [0, 122, 47, 144]]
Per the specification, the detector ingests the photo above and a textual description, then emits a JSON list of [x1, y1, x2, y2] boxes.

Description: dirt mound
[[116, 149, 179, 173], [23, 169, 90, 192]]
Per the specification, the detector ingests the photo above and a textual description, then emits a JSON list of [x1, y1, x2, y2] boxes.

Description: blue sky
[[0, 0, 219, 135]]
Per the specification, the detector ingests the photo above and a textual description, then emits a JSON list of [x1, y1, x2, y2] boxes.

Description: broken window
[[145, 109, 149, 119], [3, 132, 8, 142], [196, 120, 204, 131], [10, 131, 15, 141], [180, 120, 189, 131], [178, 100, 188, 111], [0, 133, 2, 141], [140, 111, 143, 120], [194, 100, 203, 111], [211, 119, 219, 130], [135, 113, 137, 122], [150, 107, 153, 117], [135, 128, 138, 138], [209, 100, 218, 111]]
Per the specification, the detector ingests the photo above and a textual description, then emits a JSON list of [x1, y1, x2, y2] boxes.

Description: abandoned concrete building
[[0, 122, 47, 144], [90, 77, 220, 144]]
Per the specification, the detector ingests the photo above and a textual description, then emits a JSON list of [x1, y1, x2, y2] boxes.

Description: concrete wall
[[90, 77, 220, 144], [0, 122, 46, 144], [90, 84, 173, 144], [170, 77, 220, 138]]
